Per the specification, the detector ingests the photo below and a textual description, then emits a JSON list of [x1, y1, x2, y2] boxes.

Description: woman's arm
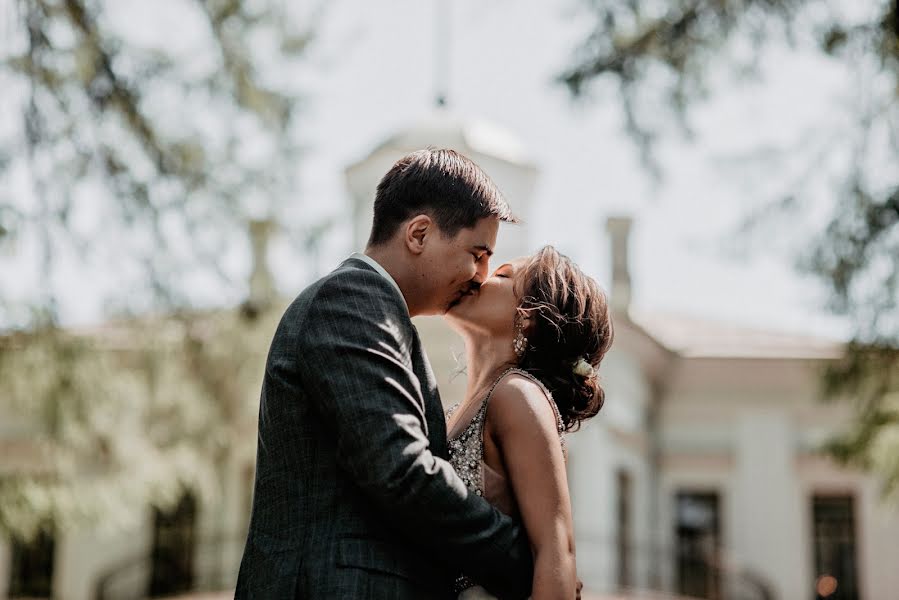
[[485, 374, 577, 600]]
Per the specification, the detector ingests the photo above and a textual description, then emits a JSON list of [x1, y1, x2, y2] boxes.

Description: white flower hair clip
[[572, 357, 593, 377]]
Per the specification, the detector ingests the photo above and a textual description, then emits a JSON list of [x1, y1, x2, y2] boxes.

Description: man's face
[[418, 216, 499, 315]]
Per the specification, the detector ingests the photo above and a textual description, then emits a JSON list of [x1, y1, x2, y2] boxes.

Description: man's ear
[[404, 214, 432, 255]]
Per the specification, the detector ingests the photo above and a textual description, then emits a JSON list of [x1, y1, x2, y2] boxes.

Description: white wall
[[658, 354, 899, 600], [0, 537, 9, 599]]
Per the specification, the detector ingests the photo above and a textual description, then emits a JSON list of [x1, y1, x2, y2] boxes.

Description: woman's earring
[[513, 316, 528, 359]]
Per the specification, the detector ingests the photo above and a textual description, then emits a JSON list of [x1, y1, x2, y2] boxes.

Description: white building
[[567, 241, 899, 600], [345, 113, 899, 600]]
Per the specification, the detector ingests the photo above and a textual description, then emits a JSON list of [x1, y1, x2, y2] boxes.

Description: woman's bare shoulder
[[487, 372, 558, 439]]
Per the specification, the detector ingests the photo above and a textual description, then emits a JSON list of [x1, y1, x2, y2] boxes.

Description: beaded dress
[[445, 368, 565, 598]]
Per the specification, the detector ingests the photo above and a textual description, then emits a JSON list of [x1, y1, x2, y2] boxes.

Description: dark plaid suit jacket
[[235, 258, 533, 599]]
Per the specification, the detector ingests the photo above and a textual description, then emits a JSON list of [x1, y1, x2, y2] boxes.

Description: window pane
[[675, 491, 720, 599], [617, 470, 632, 589], [149, 493, 197, 596], [812, 495, 858, 600]]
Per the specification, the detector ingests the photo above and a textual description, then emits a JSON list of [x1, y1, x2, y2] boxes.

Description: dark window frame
[[674, 489, 722, 600], [149, 492, 197, 597], [616, 468, 632, 589], [8, 527, 55, 598], [810, 492, 861, 600]]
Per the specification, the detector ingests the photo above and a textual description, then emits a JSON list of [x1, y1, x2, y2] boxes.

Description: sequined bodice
[[445, 389, 491, 498]]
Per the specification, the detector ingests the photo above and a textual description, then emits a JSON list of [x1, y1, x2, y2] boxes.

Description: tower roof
[[346, 109, 536, 174]]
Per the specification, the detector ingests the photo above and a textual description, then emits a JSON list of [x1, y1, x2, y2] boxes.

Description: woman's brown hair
[[515, 246, 614, 431]]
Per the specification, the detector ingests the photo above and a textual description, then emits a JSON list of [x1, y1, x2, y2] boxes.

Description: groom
[[236, 148, 533, 599]]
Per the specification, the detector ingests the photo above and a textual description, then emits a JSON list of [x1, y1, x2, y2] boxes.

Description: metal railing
[[93, 532, 245, 600], [93, 532, 775, 600], [576, 536, 776, 600]]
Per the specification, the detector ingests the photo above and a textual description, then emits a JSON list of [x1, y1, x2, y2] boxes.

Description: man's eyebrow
[[473, 244, 494, 257]]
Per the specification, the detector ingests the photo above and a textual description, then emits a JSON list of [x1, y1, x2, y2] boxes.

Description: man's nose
[[474, 258, 490, 283]]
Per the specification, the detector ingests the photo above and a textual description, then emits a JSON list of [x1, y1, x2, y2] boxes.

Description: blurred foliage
[[0, 0, 328, 542], [0, 305, 283, 542], [1, 0, 329, 319], [560, 0, 899, 495]]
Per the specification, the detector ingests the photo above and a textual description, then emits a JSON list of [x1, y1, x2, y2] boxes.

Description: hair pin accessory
[[572, 357, 593, 377]]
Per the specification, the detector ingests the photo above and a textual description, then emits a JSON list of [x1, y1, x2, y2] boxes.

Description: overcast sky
[[2, 0, 870, 338], [285, 0, 858, 338]]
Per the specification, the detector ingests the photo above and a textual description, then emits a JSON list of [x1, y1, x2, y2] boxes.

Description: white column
[[569, 421, 616, 592], [732, 411, 804, 599], [605, 216, 633, 316]]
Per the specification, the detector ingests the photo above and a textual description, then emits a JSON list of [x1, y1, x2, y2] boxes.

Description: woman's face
[[446, 256, 529, 337]]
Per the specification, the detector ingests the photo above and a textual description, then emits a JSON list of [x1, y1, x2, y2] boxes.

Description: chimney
[[605, 216, 632, 315], [245, 218, 276, 317]]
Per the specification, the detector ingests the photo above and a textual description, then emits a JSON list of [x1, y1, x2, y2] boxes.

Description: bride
[[445, 245, 614, 600]]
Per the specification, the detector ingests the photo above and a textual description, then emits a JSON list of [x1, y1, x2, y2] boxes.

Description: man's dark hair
[[367, 148, 517, 246]]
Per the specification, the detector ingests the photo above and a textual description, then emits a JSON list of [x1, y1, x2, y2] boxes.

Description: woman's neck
[[462, 333, 518, 407]]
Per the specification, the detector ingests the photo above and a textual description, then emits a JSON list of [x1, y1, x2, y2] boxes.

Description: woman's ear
[[404, 214, 432, 255], [517, 310, 537, 337]]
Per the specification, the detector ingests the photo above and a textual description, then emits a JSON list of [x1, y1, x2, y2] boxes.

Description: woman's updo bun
[[515, 246, 614, 431]]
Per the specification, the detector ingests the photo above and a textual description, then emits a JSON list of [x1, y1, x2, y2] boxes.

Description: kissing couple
[[236, 148, 614, 599]]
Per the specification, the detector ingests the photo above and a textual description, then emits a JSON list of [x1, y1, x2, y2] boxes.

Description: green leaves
[[3, 0, 320, 323], [821, 26, 848, 54]]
